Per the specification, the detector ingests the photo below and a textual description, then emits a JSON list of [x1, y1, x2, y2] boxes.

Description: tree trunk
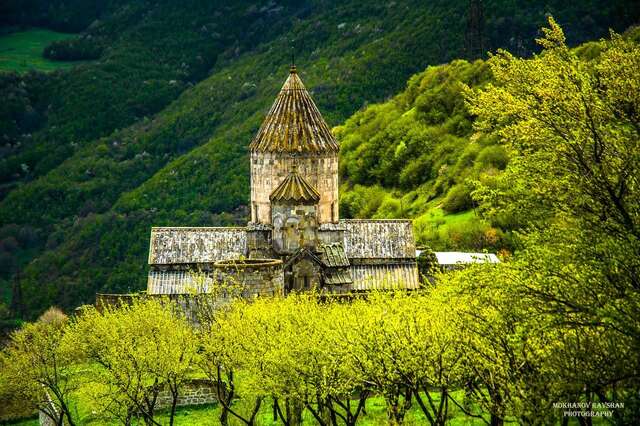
[[286, 398, 304, 426], [384, 391, 407, 425], [273, 398, 279, 422], [219, 406, 229, 426], [169, 387, 179, 426], [490, 414, 504, 426], [247, 397, 263, 426], [274, 398, 290, 426]]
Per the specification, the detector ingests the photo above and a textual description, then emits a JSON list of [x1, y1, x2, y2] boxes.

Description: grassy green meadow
[[11, 390, 613, 425], [0, 29, 80, 72], [10, 392, 491, 426]]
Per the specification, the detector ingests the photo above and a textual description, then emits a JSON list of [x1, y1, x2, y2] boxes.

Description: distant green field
[[0, 29, 79, 72]]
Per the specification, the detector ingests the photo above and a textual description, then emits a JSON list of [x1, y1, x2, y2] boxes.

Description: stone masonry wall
[[250, 152, 339, 225], [214, 259, 284, 297], [156, 379, 218, 408]]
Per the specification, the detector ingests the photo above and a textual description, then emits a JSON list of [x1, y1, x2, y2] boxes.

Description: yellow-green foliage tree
[[198, 299, 265, 426], [199, 292, 471, 426], [334, 292, 464, 425], [467, 17, 640, 423], [0, 307, 80, 426], [433, 264, 557, 425], [204, 295, 366, 426], [73, 298, 199, 426]]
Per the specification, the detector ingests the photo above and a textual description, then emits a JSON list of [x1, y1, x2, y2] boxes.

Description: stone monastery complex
[[146, 66, 419, 296]]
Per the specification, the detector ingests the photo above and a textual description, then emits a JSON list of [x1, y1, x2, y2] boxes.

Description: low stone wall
[[95, 293, 227, 325], [37, 380, 218, 425], [156, 379, 218, 408]]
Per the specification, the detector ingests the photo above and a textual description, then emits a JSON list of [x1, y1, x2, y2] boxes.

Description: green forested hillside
[[0, 0, 638, 319], [337, 27, 640, 251], [336, 59, 505, 251]]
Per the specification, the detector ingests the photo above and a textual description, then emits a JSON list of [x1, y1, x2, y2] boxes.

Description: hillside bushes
[[442, 183, 473, 213], [336, 59, 501, 250], [43, 37, 104, 61]]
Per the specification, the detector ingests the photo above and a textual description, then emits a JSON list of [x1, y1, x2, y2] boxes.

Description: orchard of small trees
[[1, 272, 637, 425]]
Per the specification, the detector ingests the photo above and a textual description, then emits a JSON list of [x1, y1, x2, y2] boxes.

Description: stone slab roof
[[324, 268, 353, 286], [149, 227, 247, 265], [350, 263, 419, 290], [320, 243, 350, 267], [340, 219, 416, 259], [249, 66, 339, 153], [270, 169, 320, 203]]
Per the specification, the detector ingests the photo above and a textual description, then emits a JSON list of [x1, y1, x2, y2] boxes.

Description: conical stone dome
[[249, 66, 339, 153], [249, 66, 340, 225]]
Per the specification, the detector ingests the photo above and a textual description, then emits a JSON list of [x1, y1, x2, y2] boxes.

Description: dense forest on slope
[[336, 59, 506, 251], [337, 26, 640, 252], [0, 0, 638, 320]]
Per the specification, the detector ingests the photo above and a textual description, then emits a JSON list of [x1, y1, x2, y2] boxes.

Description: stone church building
[[146, 66, 419, 295]]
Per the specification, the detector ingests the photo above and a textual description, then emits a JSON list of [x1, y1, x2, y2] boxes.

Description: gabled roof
[[319, 243, 350, 267], [148, 227, 247, 265], [249, 66, 339, 153], [341, 219, 416, 259], [283, 247, 324, 270], [270, 168, 320, 204]]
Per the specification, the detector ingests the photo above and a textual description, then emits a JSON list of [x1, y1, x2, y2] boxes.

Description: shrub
[[339, 185, 388, 218], [476, 145, 508, 170], [442, 183, 473, 213], [43, 37, 104, 61], [416, 247, 438, 278], [399, 154, 432, 189], [374, 195, 402, 218], [38, 307, 68, 324]]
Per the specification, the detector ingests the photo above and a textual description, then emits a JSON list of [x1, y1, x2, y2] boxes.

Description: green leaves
[[0, 308, 81, 425], [73, 298, 199, 425], [465, 17, 640, 423]]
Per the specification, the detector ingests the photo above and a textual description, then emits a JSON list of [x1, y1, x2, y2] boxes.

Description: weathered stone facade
[[272, 203, 318, 254], [251, 152, 339, 225], [214, 259, 284, 297], [144, 65, 419, 296]]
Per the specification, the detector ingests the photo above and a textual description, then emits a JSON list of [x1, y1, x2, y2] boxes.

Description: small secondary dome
[[270, 168, 320, 203], [249, 66, 339, 153]]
